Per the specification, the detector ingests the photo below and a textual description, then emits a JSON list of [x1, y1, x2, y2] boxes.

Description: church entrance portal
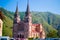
[[18, 34, 24, 38]]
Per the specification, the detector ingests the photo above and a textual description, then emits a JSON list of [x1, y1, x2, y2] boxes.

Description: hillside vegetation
[[0, 7, 60, 38]]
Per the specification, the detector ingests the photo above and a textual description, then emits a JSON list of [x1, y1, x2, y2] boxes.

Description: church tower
[[13, 3, 20, 38], [13, 3, 20, 24], [24, 0, 32, 38]]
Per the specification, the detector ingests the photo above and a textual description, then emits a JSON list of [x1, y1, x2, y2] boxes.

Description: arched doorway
[[18, 34, 24, 38]]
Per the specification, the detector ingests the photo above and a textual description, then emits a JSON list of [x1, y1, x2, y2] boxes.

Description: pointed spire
[[27, 0, 29, 12], [14, 2, 20, 23], [27, 0, 29, 5], [14, 2, 19, 17], [25, 0, 30, 16], [16, 2, 18, 14]]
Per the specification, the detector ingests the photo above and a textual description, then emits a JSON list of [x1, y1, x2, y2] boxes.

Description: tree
[[47, 30, 58, 38]]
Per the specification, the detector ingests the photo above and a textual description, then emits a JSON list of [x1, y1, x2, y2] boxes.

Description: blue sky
[[0, 0, 60, 14]]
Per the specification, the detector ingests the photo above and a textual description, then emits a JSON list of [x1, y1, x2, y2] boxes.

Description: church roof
[[32, 24, 42, 32], [32, 24, 40, 27]]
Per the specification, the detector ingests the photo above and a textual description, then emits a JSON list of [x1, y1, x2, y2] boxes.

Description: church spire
[[24, 0, 32, 23], [25, 0, 30, 16], [15, 2, 18, 17], [14, 2, 20, 23]]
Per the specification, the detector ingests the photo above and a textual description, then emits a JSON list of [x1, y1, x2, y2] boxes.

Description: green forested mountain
[[0, 7, 60, 38]]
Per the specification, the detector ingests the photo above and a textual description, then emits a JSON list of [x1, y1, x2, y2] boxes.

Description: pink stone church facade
[[13, 1, 45, 39]]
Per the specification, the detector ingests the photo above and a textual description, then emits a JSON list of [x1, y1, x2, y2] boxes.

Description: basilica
[[13, 1, 45, 39]]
